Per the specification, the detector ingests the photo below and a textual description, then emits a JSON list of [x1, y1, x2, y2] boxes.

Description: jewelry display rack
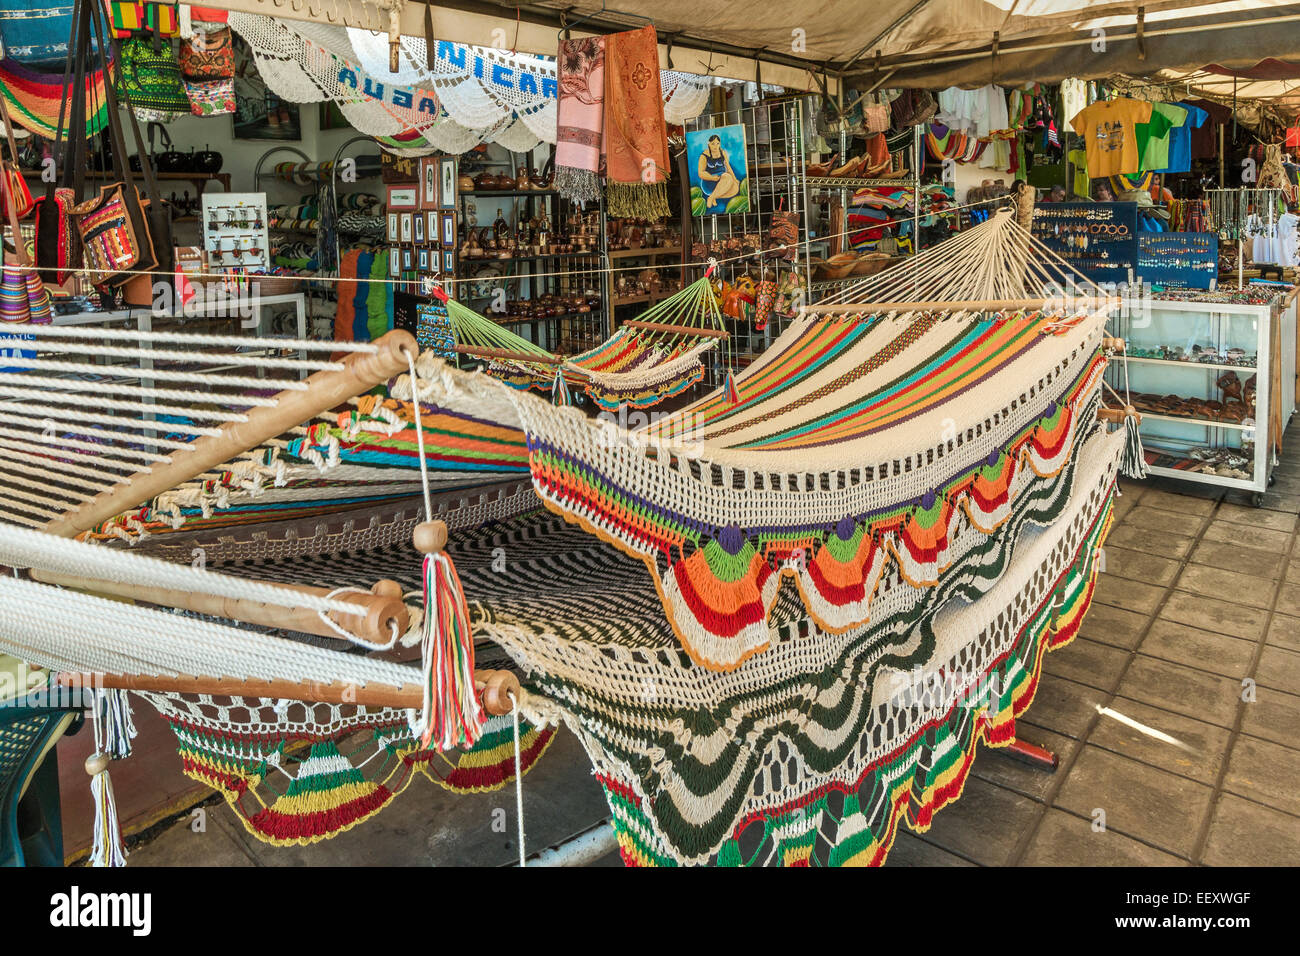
[[1032, 200, 1138, 286]]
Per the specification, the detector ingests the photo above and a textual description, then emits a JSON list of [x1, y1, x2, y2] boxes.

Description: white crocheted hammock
[[228, 13, 711, 154]]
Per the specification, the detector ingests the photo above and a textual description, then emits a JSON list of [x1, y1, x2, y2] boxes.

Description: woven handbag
[[0, 99, 52, 323], [0, 163, 33, 220], [863, 103, 890, 135], [33, 186, 78, 285], [116, 35, 189, 120], [70, 184, 147, 286], [179, 26, 233, 80], [184, 78, 235, 116]]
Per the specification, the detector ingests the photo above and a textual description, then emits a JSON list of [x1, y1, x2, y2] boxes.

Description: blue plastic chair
[[0, 685, 83, 867]]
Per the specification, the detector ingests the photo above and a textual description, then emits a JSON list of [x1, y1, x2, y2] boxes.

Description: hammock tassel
[[724, 368, 740, 405], [412, 521, 485, 751], [551, 365, 572, 407], [86, 755, 126, 868], [1121, 408, 1148, 480], [97, 687, 137, 760], [85, 687, 133, 867]]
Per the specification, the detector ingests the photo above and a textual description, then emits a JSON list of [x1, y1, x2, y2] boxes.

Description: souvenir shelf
[[1109, 295, 1276, 502], [456, 157, 606, 356]]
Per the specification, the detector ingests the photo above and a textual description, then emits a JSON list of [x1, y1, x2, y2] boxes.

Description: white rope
[[20, 325, 379, 352], [0, 389, 251, 424], [313, 586, 402, 650], [0, 358, 310, 390], [0, 410, 220, 446], [0, 522, 370, 617], [23, 339, 342, 372], [404, 348, 434, 524], [0, 374, 282, 406]]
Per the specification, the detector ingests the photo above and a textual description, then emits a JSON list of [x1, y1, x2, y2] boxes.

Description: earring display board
[[1031, 200, 1138, 286], [1136, 233, 1218, 290], [202, 192, 270, 272]]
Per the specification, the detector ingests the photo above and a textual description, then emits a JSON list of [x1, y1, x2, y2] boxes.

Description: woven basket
[[251, 275, 303, 296]]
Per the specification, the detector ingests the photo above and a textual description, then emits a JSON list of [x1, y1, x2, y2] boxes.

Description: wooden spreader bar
[[453, 344, 564, 365], [621, 319, 730, 339]]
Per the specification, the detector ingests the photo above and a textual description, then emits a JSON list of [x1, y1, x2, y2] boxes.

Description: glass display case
[[1109, 295, 1277, 503]]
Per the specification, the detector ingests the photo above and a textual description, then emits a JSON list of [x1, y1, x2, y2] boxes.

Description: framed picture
[[420, 156, 440, 209], [418, 248, 429, 270], [388, 249, 400, 276], [386, 213, 399, 242], [443, 250, 455, 272], [232, 36, 301, 140], [427, 211, 439, 240], [686, 124, 750, 216], [387, 184, 418, 210], [439, 157, 457, 208], [402, 248, 413, 271], [400, 213, 413, 244], [440, 211, 455, 247], [414, 214, 425, 243]]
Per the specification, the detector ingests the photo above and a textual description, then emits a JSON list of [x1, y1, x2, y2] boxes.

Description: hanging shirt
[[1136, 103, 1181, 171], [1278, 211, 1298, 268], [1068, 147, 1089, 196], [1188, 98, 1232, 160], [1070, 98, 1154, 178], [1060, 79, 1088, 130], [1153, 102, 1208, 174]]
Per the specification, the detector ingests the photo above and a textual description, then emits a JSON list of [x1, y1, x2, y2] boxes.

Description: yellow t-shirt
[[1069, 98, 1154, 178]]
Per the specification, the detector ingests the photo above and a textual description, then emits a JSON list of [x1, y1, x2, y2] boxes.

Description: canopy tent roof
[[208, 1, 1300, 99]]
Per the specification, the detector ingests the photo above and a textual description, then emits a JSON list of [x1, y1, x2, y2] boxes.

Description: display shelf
[[797, 175, 914, 190], [608, 246, 683, 259], [460, 189, 561, 198], [1127, 356, 1257, 374], [1135, 411, 1257, 431], [1109, 295, 1274, 502], [20, 168, 231, 195]]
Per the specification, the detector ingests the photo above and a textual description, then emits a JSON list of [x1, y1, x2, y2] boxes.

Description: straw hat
[[1120, 188, 1170, 220]]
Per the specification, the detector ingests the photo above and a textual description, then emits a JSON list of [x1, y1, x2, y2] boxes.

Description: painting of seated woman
[[687, 124, 749, 216]]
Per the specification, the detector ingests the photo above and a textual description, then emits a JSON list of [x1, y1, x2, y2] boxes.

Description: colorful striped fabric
[[0, 57, 111, 139], [456, 307, 1109, 670]]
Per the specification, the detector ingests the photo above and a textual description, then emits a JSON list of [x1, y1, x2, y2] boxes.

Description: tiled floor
[[124, 437, 1300, 867], [884, 438, 1300, 868]]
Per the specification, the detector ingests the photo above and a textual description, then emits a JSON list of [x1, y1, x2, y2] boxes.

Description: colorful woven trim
[[157, 701, 555, 846]]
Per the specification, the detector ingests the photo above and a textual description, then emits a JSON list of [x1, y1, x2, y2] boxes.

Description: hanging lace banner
[[228, 13, 712, 155]]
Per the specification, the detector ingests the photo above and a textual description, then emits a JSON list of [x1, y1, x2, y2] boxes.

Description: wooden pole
[[453, 344, 563, 365], [621, 319, 730, 339], [40, 329, 417, 538], [53, 667, 525, 715], [29, 569, 410, 645]]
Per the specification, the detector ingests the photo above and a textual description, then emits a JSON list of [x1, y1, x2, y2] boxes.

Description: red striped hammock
[[0, 57, 111, 139]]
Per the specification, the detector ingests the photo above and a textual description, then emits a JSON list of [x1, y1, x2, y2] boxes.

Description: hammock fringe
[[1121, 413, 1148, 479]]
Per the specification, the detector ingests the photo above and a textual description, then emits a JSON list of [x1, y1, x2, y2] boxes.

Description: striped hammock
[[0, 57, 111, 139]]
